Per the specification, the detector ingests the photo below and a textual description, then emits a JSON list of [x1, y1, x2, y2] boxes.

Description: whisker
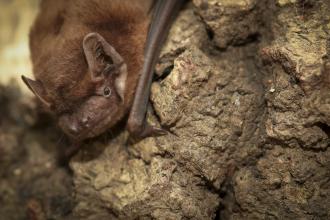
[[56, 133, 65, 146]]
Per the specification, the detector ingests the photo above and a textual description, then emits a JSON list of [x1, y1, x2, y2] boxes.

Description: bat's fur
[[30, 0, 151, 114]]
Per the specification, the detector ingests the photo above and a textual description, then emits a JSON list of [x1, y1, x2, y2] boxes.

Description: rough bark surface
[[0, 82, 75, 220], [1, 0, 330, 220], [71, 1, 330, 219]]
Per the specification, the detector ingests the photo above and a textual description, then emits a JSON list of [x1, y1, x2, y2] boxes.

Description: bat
[[22, 0, 184, 143]]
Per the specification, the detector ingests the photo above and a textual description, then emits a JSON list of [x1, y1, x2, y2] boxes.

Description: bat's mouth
[[58, 101, 126, 142], [59, 112, 113, 142], [58, 92, 124, 142]]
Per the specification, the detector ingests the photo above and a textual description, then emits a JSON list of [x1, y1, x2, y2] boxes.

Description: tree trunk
[[71, 0, 330, 219], [1, 0, 330, 219]]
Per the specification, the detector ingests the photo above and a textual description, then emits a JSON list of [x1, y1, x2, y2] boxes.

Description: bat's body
[[23, 0, 183, 142]]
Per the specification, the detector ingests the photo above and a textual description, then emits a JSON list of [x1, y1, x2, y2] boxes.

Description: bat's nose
[[58, 115, 83, 139], [67, 123, 79, 135], [81, 116, 91, 128]]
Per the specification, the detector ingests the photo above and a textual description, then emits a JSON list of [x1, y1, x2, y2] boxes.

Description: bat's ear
[[83, 32, 127, 101], [21, 75, 51, 108]]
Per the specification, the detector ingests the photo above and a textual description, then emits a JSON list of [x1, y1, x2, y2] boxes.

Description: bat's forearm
[[127, 0, 184, 138]]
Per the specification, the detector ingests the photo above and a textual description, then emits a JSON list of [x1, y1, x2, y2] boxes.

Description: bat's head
[[22, 33, 129, 141]]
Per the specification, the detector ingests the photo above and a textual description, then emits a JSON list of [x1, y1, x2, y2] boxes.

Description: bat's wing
[[127, 0, 184, 139]]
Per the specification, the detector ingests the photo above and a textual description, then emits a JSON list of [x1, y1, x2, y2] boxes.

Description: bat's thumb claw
[[146, 125, 168, 137], [127, 121, 169, 140]]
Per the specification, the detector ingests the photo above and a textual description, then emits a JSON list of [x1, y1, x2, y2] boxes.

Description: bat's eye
[[103, 87, 112, 98]]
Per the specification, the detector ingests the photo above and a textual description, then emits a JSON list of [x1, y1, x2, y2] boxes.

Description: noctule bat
[[22, 0, 183, 142]]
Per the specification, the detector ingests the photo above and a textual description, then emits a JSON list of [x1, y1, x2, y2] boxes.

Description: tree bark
[[1, 0, 330, 219], [71, 0, 330, 219]]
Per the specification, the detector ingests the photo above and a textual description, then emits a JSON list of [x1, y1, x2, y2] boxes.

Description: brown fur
[[30, 0, 151, 114]]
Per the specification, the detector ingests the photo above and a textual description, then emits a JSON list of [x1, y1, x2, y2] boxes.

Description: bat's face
[[22, 33, 128, 141], [57, 82, 124, 141]]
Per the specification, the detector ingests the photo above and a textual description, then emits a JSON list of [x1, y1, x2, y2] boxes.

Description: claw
[[127, 120, 168, 141], [143, 124, 168, 137]]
